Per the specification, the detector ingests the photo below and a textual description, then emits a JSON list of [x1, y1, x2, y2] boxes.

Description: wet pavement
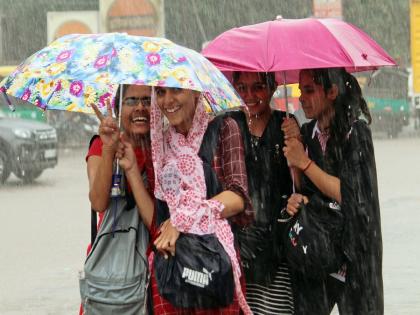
[[0, 136, 419, 314]]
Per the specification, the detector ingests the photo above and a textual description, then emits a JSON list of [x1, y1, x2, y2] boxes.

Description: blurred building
[[0, 0, 408, 67], [0, 0, 164, 68], [164, 0, 408, 69], [46, 0, 165, 47], [47, 11, 99, 43], [313, 0, 342, 19], [100, 0, 164, 36]]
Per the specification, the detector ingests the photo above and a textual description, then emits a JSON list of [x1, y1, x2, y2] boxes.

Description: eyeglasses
[[122, 96, 151, 107], [234, 82, 267, 94]]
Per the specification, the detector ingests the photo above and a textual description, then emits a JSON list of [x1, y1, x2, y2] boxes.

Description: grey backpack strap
[[90, 210, 97, 246], [88, 135, 100, 245]]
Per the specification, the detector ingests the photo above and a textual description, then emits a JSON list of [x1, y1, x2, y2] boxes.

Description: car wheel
[[0, 150, 11, 184], [15, 169, 43, 183]]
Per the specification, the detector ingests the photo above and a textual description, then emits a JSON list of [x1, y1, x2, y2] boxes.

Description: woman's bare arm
[[284, 137, 341, 203], [87, 146, 115, 212]]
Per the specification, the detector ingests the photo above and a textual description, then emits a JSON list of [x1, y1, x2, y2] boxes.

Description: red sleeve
[[146, 209, 160, 257], [85, 136, 103, 162], [149, 210, 158, 238], [86, 138, 158, 245], [218, 117, 254, 226]]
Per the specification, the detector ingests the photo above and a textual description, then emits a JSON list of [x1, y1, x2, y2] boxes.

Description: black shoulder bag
[[153, 115, 235, 309], [283, 193, 344, 279]]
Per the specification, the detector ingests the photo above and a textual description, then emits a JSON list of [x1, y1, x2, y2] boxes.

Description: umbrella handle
[[281, 71, 297, 193], [1, 90, 15, 111], [282, 71, 289, 118], [110, 84, 124, 198]]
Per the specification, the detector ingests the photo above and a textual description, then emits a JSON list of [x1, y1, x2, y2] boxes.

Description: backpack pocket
[[80, 272, 145, 302], [80, 202, 149, 314]]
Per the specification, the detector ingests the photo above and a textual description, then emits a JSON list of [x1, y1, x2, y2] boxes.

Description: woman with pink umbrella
[[283, 67, 383, 314], [204, 17, 392, 314], [226, 71, 300, 314]]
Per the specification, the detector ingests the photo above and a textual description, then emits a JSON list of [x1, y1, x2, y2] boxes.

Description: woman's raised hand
[[283, 138, 310, 169], [116, 133, 138, 174], [286, 193, 308, 216], [281, 117, 301, 141], [91, 100, 119, 152]]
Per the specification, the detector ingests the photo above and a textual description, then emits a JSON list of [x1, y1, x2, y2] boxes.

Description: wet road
[[0, 138, 419, 314], [0, 148, 90, 315]]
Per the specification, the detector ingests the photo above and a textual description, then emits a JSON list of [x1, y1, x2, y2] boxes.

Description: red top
[[86, 136, 155, 194], [86, 136, 157, 245], [80, 137, 157, 315]]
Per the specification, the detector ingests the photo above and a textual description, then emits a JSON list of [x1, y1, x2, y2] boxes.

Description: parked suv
[[0, 113, 58, 183]]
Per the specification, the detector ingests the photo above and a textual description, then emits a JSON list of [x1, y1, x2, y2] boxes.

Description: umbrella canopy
[[202, 17, 397, 84], [1, 33, 243, 114]]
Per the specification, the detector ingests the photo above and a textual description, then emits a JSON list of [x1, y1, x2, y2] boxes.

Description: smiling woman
[[119, 85, 152, 137], [229, 71, 299, 315], [154, 86, 200, 135], [144, 86, 253, 314], [87, 84, 153, 214], [283, 68, 383, 315], [81, 83, 155, 314]]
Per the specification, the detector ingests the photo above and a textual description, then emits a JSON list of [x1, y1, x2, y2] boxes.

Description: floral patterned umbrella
[[0, 33, 243, 114]]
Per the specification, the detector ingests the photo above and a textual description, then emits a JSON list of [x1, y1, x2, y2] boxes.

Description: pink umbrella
[[202, 17, 397, 84], [203, 17, 397, 201]]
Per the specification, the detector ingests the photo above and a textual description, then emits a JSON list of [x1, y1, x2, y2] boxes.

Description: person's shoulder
[[205, 113, 226, 134], [207, 111, 241, 132], [221, 115, 240, 132], [344, 119, 374, 160], [89, 135, 101, 149], [219, 109, 246, 125], [271, 109, 298, 123], [352, 118, 370, 131], [349, 118, 371, 137], [347, 118, 372, 145], [272, 109, 287, 119], [86, 135, 102, 162], [301, 119, 316, 135], [213, 115, 242, 142]]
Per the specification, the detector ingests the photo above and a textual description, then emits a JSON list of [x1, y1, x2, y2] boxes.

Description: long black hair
[[232, 71, 277, 91], [302, 68, 372, 174], [308, 68, 371, 145]]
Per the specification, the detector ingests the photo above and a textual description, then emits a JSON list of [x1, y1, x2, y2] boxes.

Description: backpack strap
[[88, 135, 100, 245], [91, 210, 98, 246]]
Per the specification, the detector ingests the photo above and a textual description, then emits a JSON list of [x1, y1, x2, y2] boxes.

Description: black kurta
[[294, 119, 383, 315], [229, 110, 293, 225], [228, 110, 295, 314], [340, 120, 383, 314]]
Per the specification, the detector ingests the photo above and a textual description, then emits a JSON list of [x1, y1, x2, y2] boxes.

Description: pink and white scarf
[[150, 89, 251, 314]]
